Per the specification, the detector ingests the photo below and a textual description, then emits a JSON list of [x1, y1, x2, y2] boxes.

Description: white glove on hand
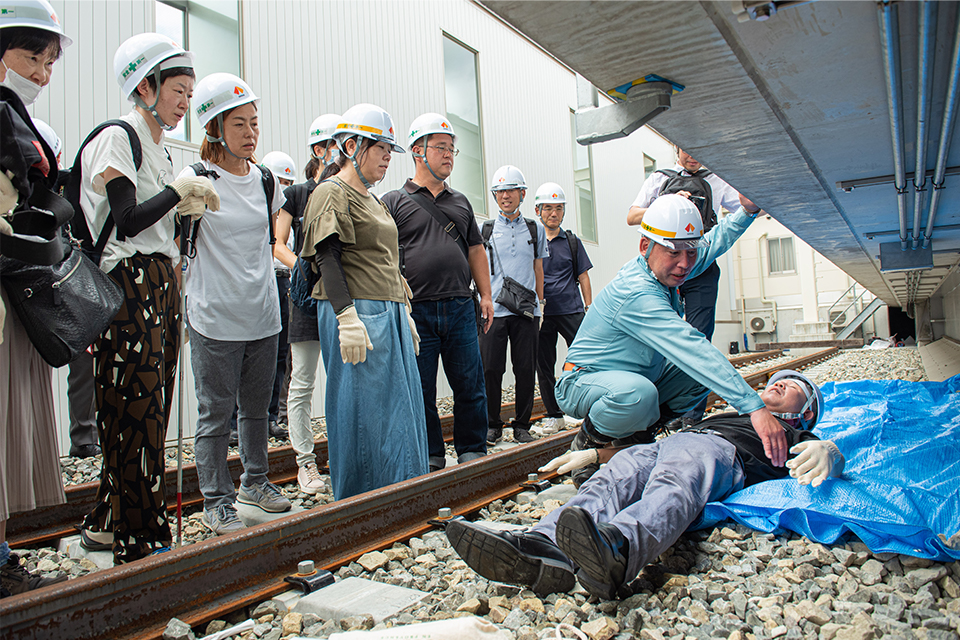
[[0, 216, 11, 236], [404, 305, 420, 355], [786, 440, 844, 487], [0, 169, 19, 215], [336, 306, 373, 364], [176, 195, 206, 220], [539, 449, 599, 475], [169, 176, 220, 211]]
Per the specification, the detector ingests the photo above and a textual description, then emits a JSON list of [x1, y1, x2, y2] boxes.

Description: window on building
[[155, 1, 240, 144], [768, 237, 796, 274], [643, 153, 656, 180], [571, 111, 597, 242], [443, 36, 485, 217]]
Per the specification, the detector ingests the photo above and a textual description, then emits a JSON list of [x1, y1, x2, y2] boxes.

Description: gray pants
[[189, 323, 278, 509], [66, 350, 98, 448], [533, 432, 744, 584]]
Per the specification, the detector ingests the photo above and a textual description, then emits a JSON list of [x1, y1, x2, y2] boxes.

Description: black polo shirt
[[680, 413, 820, 486], [382, 179, 484, 302]]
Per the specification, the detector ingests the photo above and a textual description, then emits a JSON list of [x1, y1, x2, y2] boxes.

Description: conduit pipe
[[878, 1, 910, 250], [912, 0, 937, 248], [757, 232, 779, 329], [924, 8, 960, 248]]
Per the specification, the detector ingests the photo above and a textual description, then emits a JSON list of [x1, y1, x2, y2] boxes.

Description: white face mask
[[0, 60, 43, 105]]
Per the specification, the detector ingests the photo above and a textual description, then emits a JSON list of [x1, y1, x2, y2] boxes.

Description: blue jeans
[[189, 324, 278, 509], [412, 298, 487, 466], [317, 299, 428, 500]]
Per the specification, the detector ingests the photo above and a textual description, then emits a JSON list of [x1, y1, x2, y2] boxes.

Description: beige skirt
[[0, 286, 66, 522]]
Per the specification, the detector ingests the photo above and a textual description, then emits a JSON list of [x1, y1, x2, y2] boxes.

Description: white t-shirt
[[179, 160, 286, 341], [631, 163, 741, 214], [80, 110, 178, 273]]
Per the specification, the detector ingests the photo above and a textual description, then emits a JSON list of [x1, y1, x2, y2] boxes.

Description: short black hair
[[0, 26, 62, 60], [141, 66, 196, 95]]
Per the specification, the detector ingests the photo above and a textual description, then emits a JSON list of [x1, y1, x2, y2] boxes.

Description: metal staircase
[[828, 284, 886, 340]]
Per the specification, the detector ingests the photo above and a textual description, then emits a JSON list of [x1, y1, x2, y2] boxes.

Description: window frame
[[767, 236, 797, 275], [442, 33, 487, 219], [571, 109, 598, 243]]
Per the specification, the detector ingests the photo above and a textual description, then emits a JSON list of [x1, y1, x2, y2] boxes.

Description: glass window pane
[[768, 238, 781, 273], [443, 36, 485, 217], [155, 2, 187, 141], [577, 180, 596, 242], [185, 0, 241, 145], [643, 154, 656, 180], [781, 237, 795, 272]]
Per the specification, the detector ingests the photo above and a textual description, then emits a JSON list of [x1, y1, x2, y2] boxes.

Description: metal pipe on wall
[[912, 0, 937, 248], [924, 8, 960, 248], [878, 1, 910, 251]]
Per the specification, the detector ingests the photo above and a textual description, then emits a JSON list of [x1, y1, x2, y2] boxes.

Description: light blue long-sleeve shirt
[[564, 207, 765, 416]]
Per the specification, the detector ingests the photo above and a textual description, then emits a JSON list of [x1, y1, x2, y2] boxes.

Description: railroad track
[[1, 347, 841, 640]]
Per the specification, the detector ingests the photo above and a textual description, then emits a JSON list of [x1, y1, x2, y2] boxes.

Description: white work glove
[[404, 305, 420, 355], [786, 440, 844, 487], [168, 176, 220, 211], [0, 216, 11, 236], [539, 449, 599, 475], [176, 195, 206, 220], [0, 169, 19, 215], [336, 305, 373, 365]]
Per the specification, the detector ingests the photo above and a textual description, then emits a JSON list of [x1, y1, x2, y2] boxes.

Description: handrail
[[826, 283, 872, 329]]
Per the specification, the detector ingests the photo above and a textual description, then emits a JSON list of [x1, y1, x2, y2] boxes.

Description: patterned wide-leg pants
[[82, 254, 180, 564]]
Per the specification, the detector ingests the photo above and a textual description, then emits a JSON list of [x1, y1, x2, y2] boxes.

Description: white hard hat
[[194, 72, 258, 129], [407, 112, 456, 150], [114, 33, 193, 102], [31, 117, 60, 157], [0, 0, 72, 48], [490, 165, 526, 192], [307, 113, 342, 147], [261, 151, 296, 182], [637, 193, 707, 250], [766, 369, 823, 430], [535, 182, 566, 206], [335, 103, 404, 154]]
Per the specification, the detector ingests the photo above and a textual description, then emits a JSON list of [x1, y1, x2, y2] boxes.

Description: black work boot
[[570, 416, 611, 487], [445, 520, 575, 595], [555, 506, 630, 601], [1, 554, 68, 597]]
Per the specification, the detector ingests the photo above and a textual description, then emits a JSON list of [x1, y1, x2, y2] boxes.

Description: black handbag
[[496, 275, 537, 319], [1, 238, 124, 367]]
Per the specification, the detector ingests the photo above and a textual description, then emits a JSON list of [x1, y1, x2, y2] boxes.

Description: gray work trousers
[[189, 323, 278, 509], [67, 350, 98, 448], [533, 432, 745, 585]]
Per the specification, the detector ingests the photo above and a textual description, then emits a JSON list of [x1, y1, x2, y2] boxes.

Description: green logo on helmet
[[121, 55, 146, 80], [197, 100, 215, 115]]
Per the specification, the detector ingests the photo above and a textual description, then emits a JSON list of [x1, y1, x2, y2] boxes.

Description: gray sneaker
[[202, 504, 245, 536], [237, 481, 291, 513]]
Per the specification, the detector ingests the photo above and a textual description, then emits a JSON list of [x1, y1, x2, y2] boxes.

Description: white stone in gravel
[[293, 577, 427, 623], [357, 551, 389, 572], [162, 618, 195, 640], [907, 566, 948, 590], [582, 616, 619, 640]]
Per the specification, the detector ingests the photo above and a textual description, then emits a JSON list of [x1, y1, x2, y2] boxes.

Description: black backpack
[[181, 161, 276, 258], [565, 229, 582, 285], [481, 217, 539, 276], [62, 120, 143, 263], [656, 168, 716, 232]]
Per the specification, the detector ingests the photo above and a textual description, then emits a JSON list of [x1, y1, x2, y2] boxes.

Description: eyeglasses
[[425, 145, 459, 157]]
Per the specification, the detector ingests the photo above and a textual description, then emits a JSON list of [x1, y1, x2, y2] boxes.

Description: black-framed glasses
[[425, 145, 459, 157]]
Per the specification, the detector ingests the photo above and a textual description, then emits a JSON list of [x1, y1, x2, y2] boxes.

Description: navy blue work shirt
[[543, 228, 592, 316]]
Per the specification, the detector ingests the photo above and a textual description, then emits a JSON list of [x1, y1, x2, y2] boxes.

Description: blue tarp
[[697, 374, 960, 561]]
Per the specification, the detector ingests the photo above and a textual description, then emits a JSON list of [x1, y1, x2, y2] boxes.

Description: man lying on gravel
[[446, 370, 845, 601]]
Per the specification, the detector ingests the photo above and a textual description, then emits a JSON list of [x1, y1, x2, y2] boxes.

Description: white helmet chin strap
[[769, 379, 816, 429], [205, 112, 248, 160], [133, 66, 175, 131], [413, 141, 444, 184], [338, 135, 375, 190]]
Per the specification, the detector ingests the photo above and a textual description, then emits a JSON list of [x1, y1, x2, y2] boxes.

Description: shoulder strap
[[481, 219, 495, 276], [524, 217, 539, 259], [259, 164, 276, 247], [65, 119, 143, 255], [565, 229, 580, 282], [655, 168, 678, 179], [404, 190, 470, 260]]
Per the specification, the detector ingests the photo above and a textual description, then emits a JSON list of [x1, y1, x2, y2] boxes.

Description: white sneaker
[[539, 416, 566, 435], [298, 462, 324, 495]]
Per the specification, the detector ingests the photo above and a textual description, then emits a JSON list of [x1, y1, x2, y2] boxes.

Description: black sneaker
[[1, 554, 68, 596], [486, 427, 502, 446], [513, 427, 536, 444], [268, 420, 289, 439], [228, 430, 238, 447], [69, 444, 101, 459]]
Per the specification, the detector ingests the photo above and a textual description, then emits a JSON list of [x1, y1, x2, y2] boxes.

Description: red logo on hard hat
[[552, 193, 558, 198], [685, 223, 695, 233], [441, 121, 450, 129], [234, 86, 244, 96]]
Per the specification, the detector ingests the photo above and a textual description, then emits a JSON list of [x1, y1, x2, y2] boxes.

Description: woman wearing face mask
[[75, 33, 218, 564], [300, 103, 428, 501], [0, 0, 71, 595], [178, 73, 290, 536]]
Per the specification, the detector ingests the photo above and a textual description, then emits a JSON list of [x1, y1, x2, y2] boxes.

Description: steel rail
[[0, 432, 576, 640], [704, 346, 839, 408], [7, 398, 547, 548]]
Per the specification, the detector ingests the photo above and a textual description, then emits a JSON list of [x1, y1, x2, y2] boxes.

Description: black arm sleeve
[[105, 177, 180, 238], [316, 235, 353, 314]]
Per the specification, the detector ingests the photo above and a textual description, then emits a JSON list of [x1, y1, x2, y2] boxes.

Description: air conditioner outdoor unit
[[749, 312, 776, 333]]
